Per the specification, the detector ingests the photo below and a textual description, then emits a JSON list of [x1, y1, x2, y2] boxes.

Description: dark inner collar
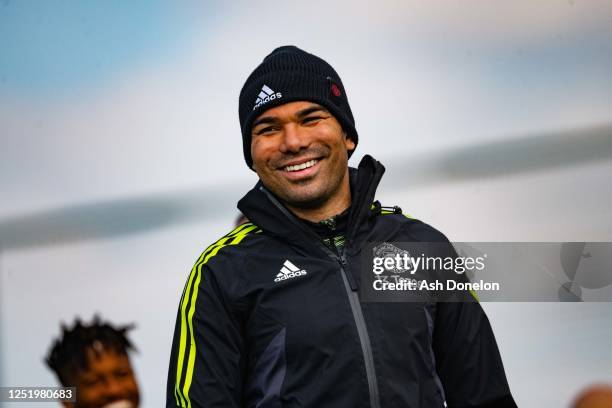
[[300, 206, 351, 238]]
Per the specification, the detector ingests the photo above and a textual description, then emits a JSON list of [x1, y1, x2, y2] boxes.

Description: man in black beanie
[[167, 46, 516, 408]]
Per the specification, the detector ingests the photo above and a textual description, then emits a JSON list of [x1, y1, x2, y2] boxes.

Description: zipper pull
[[339, 253, 359, 291], [340, 253, 347, 266]]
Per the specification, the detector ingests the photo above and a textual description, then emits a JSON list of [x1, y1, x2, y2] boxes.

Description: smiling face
[[250, 101, 356, 221], [64, 349, 140, 408]]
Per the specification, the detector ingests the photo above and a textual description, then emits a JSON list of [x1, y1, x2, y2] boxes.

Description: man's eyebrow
[[251, 104, 330, 129], [252, 116, 278, 129], [295, 105, 329, 118]]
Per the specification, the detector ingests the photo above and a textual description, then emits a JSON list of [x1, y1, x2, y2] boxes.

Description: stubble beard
[[277, 175, 341, 210]]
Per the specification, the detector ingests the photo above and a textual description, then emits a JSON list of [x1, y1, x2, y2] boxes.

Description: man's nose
[[280, 123, 308, 153]]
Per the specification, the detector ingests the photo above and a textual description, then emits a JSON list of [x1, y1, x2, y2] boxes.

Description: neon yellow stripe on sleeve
[[175, 224, 258, 407]]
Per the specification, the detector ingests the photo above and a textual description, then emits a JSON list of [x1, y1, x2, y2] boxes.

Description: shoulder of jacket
[[192, 222, 263, 272]]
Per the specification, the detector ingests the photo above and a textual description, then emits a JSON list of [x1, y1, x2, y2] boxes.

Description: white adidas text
[[274, 270, 307, 282], [254, 84, 282, 110]]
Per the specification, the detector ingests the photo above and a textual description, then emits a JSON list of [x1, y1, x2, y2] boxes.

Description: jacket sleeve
[[167, 263, 246, 408], [433, 300, 517, 408], [402, 219, 516, 407]]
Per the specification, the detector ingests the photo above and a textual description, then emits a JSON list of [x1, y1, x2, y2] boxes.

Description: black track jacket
[[167, 155, 516, 408]]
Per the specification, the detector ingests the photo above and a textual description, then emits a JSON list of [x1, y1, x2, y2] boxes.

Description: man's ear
[[344, 132, 356, 152]]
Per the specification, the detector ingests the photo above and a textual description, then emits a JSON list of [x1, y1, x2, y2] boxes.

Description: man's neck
[[287, 202, 349, 223], [285, 182, 352, 223]]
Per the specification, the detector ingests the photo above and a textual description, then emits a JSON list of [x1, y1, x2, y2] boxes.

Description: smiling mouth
[[283, 159, 319, 172], [101, 400, 136, 408]]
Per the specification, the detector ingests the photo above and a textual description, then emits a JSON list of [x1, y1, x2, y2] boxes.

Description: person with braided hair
[[46, 315, 140, 408]]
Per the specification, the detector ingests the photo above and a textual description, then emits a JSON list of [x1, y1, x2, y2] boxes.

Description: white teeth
[[285, 159, 317, 172], [101, 401, 135, 408]]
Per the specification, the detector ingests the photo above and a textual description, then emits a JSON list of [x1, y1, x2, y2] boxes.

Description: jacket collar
[[237, 155, 385, 254]]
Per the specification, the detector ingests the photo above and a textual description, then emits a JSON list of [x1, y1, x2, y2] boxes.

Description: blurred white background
[[1, 1, 611, 406]]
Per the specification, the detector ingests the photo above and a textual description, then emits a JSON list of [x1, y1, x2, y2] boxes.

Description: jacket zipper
[[336, 252, 381, 408], [260, 186, 382, 408]]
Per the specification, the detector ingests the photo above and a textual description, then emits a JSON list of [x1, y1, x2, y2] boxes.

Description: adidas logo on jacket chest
[[275, 260, 307, 282]]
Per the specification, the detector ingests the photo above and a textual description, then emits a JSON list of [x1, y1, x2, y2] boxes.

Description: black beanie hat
[[239, 45, 358, 169]]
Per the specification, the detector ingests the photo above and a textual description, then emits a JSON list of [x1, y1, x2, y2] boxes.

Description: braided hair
[[45, 315, 136, 386]]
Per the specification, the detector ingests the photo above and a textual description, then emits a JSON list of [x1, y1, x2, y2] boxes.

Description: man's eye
[[256, 126, 276, 135], [303, 116, 322, 124], [114, 369, 131, 378]]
